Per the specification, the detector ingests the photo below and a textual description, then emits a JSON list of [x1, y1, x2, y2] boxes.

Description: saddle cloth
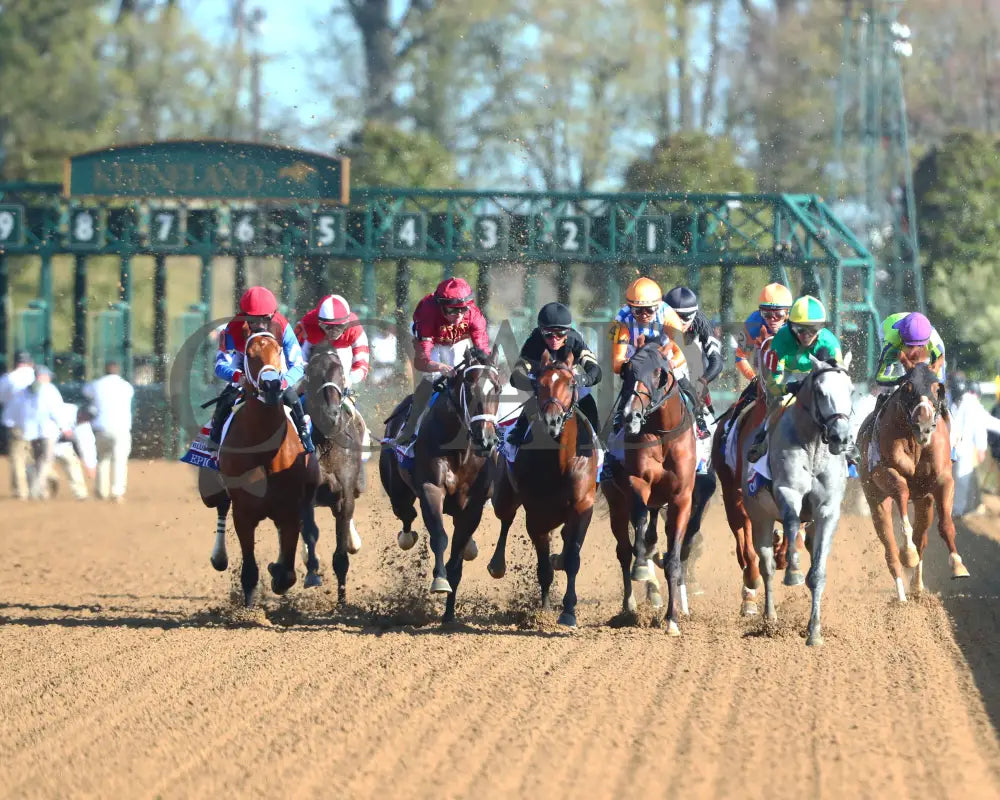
[[179, 403, 297, 470]]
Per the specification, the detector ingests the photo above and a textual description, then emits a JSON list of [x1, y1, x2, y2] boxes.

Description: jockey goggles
[[629, 304, 656, 317], [541, 326, 569, 339], [790, 322, 821, 337], [760, 308, 787, 320]]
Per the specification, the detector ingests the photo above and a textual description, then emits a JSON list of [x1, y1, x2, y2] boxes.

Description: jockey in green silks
[[873, 311, 946, 389], [747, 295, 856, 464]]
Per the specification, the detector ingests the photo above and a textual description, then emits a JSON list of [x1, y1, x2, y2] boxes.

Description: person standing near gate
[[50, 402, 96, 500], [84, 361, 134, 502], [0, 351, 37, 497], [6, 366, 70, 499]]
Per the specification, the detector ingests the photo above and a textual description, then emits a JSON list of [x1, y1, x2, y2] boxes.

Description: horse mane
[[628, 340, 672, 378]]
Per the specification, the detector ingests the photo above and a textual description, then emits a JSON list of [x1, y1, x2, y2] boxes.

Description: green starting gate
[[0, 140, 879, 455]]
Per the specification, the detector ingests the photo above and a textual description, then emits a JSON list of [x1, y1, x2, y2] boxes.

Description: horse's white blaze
[[895, 576, 907, 602], [482, 378, 497, 397]]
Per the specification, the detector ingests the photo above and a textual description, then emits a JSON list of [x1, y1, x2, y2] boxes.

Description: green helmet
[[789, 295, 826, 326]]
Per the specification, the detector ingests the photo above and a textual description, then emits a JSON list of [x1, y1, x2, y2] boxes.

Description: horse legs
[[210, 495, 231, 572], [804, 505, 840, 646], [300, 496, 322, 588], [442, 502, 486, 623], [489, 520, 513, 580], [380, 450, 419, 549], [418, 484, 452, 594], [641, 510, 663, 609], [776, 489, 805, 587], [869, 492, 907, 601], [751, 516, 778, 623], [488, 462, 519, 579], [231, 505, 260, 607], [607, 485, 637, 613], [268, 511, 300, 597], [662, 498, 693, 636], [630, 493, 655, 583], [719, 464, 760, 615], [527, 520, 555, 615], [934, 477, 970, 579], [332, 496, 356, 604], [885, 469, 919, 569], [680, 471, 716, 596], [558, 507, 593, 628], [910, 494, 934, 596]]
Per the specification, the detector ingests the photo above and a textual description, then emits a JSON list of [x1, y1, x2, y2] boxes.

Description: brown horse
[[379, 347, 502, 622], [858, 354, 968, 602], [199, 330, 318, 606], [488, 350, 598, 627], [602, 341, 696, 635]]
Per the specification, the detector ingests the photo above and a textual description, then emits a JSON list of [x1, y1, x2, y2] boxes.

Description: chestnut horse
[[299, 344, 365, 602], [858, 354, 968, 603], [488, 350, 599, 627], [602, 341, 697, 636], [199, 330, 318, 606], [379, 348, 502, 622]]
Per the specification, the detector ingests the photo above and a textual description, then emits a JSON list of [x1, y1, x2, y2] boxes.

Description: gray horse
[[741, 356, 854, 646]]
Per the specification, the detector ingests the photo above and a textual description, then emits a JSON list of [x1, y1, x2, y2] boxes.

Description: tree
[[623, 131, 756, 193], [338, 121, 457, 187], [914, 130, 1000, 372]]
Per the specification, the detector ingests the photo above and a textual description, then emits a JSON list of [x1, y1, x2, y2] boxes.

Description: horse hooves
[[397, 530, 417, 550], [666, 620, 681, 637], [784, 569, 805, 587], [625, 595, 638, 614], [950, 555, 971, 579], [651, 552, 665, 569], [741, 601, 758, 617], [806, 631, 824, 647], [557, 611, 577, 628], [268, 563, 296, 595], [487, 560, 506, 580], [462, 538, 479, 561], [550, 552, 565, 571], [304, 572, 322, 589], [210, 554, 228, 572], [902, 547, 920, 569], [631, 562, 655, 583], [431, 576, 453, 594], [646, 583, 663, 609]]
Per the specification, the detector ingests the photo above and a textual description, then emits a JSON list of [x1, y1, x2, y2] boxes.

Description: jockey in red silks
[[390, 276, 491, 447], [211, 285, 313, 452], [294, 294, 371, 386]]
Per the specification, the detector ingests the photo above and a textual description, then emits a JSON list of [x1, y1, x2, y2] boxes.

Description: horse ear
[[808, 353, 823, 369], [488, 347, 499, 366]]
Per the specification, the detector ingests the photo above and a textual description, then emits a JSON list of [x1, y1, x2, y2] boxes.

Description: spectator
[[50, 402, 96, 501], [0, 351, 36, 494], [949, 374, 1000, 516], [84, 362, 134, 503], [6, 366, 69, 499]]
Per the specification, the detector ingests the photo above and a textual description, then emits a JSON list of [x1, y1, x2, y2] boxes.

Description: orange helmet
[[625, 277, 662, 308], [758, 283, 793, 310]]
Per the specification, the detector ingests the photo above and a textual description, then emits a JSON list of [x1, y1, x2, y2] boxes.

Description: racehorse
[[379, 347, 502, 622], [299, 344, 365, 602], [741, 356, 853, 646], [602, 341, 697, 636], [488, 350, 598, 627], [857, 355, 968, 602], [199, 330, 318, 606]]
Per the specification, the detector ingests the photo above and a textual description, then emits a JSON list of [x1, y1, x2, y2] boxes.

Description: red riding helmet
[[239, 286, 278, 316], [434, 277, 474, 308], [318, 294, 351, 325]]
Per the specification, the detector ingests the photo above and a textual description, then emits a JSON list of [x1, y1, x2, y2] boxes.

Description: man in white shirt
[[83, 361, 134, 502], [50, 402, 96, 500], [7, 366, 70, 499], [1, 351, 37, 497], [949, 376, 1000, 516]]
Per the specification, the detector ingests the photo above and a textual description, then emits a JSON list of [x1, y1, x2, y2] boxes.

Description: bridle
[[620, 361, 679, 428], [800, 365, 851, 445], [535, 361, 578, 432], [244, 331, 282, 397]]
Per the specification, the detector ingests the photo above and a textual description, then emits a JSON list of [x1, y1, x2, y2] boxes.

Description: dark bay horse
[[300, 344, 365, 602], [199, 330, 318, 605], [602, 342, 696, 635], [858, 355, 968, 602], [488, 350, 598, 627], [379, 348, 502, 622]]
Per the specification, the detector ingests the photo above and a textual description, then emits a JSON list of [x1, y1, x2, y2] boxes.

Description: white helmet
[[318, 294, 351, 325]]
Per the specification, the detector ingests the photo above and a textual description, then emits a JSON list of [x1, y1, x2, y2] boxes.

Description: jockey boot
[[747, 426, 768, 463], [288, 400, 315, 454], [209, 384, 240, 445], [507, 413, 530, 449], [678, 376, 710, 439], [392, 380, 434, 448]]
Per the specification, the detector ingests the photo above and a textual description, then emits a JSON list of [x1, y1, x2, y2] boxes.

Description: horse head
[[802, 354, 854, 454], [244, 331, 284, 406], [536, 349, 577, 439], [305, 344, 348, 437], [451, 347, 502, 456], [621, 340, 676, 435], [895, 361, 946, 446]]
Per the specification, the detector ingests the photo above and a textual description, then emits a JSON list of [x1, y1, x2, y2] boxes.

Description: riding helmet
[[537, 302, 572, 330], [625, 277, 662, 308], [758, 283, 793, 310], [318, 294, 351, 325], [239, 286, 278, 316], [664, 286, 699, 316], [788, 295, 826, 326], [893, 312, 931, 346], [434, 277, 475, 307]]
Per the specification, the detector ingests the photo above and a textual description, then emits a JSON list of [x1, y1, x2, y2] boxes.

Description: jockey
[[726, 282, 794, 429], [747, 295, 853, 463], [211, 286, 313, 453], [873, 311, 946, 391], [664, 285, 723, 439], [506, 301, 602, 449], [294, 294, 371, 385], [390, 276, 491, 447]]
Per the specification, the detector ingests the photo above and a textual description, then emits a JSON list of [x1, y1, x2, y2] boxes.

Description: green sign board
[[64, 140, 350, 203]]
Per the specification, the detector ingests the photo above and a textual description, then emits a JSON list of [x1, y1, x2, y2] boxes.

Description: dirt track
[[2, 459, 1000, 799]]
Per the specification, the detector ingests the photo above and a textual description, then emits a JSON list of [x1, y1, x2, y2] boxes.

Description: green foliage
[[914, 130, 1000, 373], [338, 122, 458, 189], [623, 132, 756, 193]]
